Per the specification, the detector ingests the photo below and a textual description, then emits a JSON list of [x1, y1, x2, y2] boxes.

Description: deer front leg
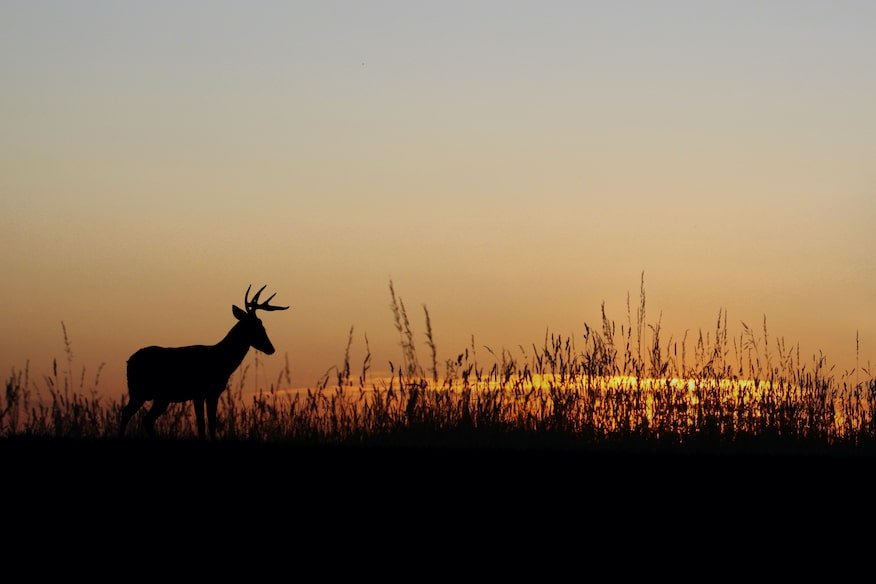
[[193, 398, 206, 440], [206, 396, 219, 440]]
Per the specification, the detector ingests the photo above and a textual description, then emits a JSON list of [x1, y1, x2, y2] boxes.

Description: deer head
[[231, 285, 290, 355]]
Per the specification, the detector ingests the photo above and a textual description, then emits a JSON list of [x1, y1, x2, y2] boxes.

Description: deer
[[119, 285, 289, 440]]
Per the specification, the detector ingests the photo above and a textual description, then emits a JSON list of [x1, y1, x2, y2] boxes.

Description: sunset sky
[[2, 1, 875, 397]]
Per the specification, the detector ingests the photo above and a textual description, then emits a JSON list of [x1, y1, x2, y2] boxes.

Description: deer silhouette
[[119, 285, 289, 439]]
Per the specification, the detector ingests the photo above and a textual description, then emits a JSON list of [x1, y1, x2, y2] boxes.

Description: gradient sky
[[2, 1, 875, 396]]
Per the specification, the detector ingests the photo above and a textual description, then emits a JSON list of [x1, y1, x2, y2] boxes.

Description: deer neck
[[216, 322, 252, 373]]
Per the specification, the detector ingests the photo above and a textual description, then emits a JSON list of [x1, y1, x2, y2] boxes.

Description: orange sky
[[2, 2, 875, 397]]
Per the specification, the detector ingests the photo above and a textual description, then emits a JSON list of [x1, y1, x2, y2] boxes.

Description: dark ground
[[4, 435, 873, 497], [3, 437, 871, 566]]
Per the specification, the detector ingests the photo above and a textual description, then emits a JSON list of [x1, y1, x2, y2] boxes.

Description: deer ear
[[232, 305, 248, 321]]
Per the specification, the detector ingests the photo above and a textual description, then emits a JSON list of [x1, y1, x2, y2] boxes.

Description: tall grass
[[3, 283, 875, 452]]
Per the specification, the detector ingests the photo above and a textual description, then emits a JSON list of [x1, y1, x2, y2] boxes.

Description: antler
[[244, 284, 290, 314]]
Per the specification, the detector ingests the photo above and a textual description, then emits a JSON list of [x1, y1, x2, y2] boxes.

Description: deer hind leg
[[193, 398, 206, 440], [119, 398, 145, 437], [143, 400, 169, 438]]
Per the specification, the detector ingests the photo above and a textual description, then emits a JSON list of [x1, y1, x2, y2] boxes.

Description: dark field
[[4, 285, 876, 519], [5, 435, 873, 528]]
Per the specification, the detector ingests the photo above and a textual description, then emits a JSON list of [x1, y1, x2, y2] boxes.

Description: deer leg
[[206, 396, 219, 441], [193, 398, 206, 440], [119, 398, 144, 438], [143, 400, 169, 438]]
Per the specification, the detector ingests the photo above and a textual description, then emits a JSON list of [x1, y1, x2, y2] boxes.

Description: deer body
[[119, 286, 289, 439], [128, 333, 250, 402]]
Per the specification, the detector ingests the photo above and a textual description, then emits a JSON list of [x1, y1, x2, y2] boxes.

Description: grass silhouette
[[3, 279, 875, 457]]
